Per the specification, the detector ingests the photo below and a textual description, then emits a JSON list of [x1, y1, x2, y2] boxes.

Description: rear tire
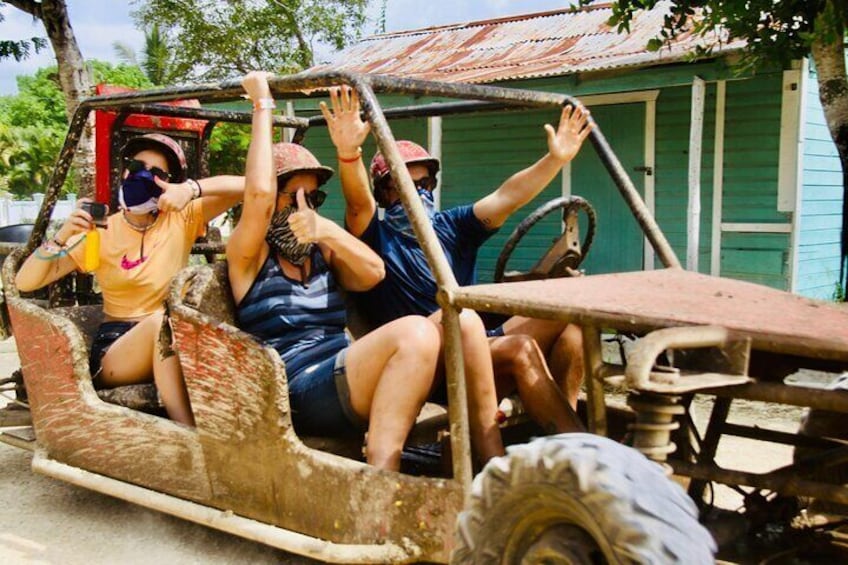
[[452, 433, 715, 564]]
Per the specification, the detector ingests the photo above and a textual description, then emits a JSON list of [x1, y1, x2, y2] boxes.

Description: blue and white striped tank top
[[236, 249, 350, 380]]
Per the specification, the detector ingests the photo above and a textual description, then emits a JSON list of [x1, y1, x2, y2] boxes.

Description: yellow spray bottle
[[83, 228, 100, 272]]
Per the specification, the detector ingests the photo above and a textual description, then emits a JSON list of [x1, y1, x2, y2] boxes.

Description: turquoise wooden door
[[571, 102, 647, 274]]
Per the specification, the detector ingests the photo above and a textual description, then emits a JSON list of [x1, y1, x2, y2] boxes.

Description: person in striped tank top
[[228, 72, 441, 472]]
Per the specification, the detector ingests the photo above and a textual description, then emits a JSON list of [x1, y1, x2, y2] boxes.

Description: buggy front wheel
[[452, 433, 716, 564]]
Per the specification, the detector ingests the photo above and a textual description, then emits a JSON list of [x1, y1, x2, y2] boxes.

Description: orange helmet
[[272, 142, 334, 188], [370, 140, 440, 206], [370, 140, 440, 184]]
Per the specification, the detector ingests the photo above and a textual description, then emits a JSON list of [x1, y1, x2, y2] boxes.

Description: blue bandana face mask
[[119, 169, 163, 214], [383, 188, 436, 239]]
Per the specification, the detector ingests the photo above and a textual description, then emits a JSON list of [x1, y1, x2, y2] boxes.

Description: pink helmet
[[370, 140, 440, 184], [121, 133, 188, 182], [272, 142, 334, 187]]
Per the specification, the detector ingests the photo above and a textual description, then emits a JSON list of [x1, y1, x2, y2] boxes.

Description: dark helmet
[[120, 133, 188, 183], [272, 142, 334, 188]]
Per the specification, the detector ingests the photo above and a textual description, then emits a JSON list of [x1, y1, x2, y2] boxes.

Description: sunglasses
[[279, 189, 328, 210], [124, 158, 171, 182], [389, 176, 437, 192]]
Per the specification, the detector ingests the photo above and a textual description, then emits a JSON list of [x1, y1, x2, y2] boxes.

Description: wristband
[[187, 178, 202, 199], [253, 98, 276, 111], [338, 147, 362, 163]]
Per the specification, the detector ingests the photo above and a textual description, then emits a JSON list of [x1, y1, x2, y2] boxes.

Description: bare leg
[[100, 310, 195, 426], [490, 334, 583, 433], [501, 316, 585, 410], [344, 316, 440, 471], [430, 309, 504, 464]]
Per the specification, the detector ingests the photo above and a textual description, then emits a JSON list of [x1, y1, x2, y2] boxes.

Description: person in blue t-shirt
[[320, 86, 591, 441]]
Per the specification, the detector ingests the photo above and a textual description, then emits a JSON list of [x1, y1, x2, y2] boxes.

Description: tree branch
[[5, 0, 42, 19]]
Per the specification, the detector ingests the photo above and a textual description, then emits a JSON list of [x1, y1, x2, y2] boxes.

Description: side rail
[[167, 264, 462, 564]]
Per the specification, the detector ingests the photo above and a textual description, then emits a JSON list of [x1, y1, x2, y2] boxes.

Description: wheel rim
[[496, 487, 620, 565], [516, 524, 605, 565]]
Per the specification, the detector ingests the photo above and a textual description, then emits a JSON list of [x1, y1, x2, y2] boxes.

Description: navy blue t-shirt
[[354, 205, 497, 326]]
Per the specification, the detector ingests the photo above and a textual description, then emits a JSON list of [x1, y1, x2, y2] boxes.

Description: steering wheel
[[493, 196, 597, 283]]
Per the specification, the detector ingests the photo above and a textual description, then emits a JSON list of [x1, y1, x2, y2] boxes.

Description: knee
[[395, 316, 441, 359], [457, 309, 486, 337], [495, 335, 538, 375], [559, 324, 584, 354]]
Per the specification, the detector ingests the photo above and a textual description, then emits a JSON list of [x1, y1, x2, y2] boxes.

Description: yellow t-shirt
[[69, 200, 205, 319]]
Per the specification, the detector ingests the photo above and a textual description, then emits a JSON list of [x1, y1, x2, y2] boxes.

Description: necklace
[[121, 211, 158, 232], [120, 212, 158, 270]]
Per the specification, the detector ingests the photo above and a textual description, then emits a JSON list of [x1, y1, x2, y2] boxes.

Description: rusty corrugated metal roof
[[314, 1, 746, 83]]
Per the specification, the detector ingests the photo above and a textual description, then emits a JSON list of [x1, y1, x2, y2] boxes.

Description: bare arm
[[15, 200, 95, 291], [226, 72, 276, 304], [289, 190, 384, 291], [320, 86, 375, 237], [473, 104, 592, 229], [155, 175, 245, 223]]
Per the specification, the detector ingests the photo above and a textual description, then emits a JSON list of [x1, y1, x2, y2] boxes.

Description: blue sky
[[0, 0, 572, 95]]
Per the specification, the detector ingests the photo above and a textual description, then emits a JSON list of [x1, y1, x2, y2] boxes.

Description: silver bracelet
[[187, 178, 202, 199]]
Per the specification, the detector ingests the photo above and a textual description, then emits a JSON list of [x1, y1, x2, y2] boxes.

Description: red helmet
[[121, 133, 188, 183], [273, 142, 334, 188], [370, 140, 440, 184]]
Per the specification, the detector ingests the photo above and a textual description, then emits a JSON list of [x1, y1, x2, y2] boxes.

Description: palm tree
[[113, 24, 174, 86]]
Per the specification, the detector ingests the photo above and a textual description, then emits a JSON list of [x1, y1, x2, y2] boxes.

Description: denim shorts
[[89, 321, 137, 387], [288, 348, 366, 437]]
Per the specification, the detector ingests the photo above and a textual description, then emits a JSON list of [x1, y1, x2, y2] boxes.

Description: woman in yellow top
[[15, 134, 244, 426]]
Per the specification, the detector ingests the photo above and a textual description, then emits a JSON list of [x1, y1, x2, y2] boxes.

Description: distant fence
[[0, 193, 76, 227]]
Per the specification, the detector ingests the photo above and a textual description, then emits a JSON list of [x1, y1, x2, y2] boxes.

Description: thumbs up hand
[[288, 188, 326, 244]]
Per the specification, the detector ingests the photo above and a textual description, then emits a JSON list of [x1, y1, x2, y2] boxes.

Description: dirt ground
[[0, 336, 841, 564]]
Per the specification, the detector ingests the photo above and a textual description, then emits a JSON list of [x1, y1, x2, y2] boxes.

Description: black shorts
[[89, 321, 137, 387]]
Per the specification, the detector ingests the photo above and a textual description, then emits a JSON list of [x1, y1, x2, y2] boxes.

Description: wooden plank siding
[[653, 81, 717, 274], [797, 64, 844, 300], [441, 108, 564, 283], [276, 63, 817, 296]]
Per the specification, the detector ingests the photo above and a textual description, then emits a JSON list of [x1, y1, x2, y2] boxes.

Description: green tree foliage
[[580, 0, 848, 292], [0, 1, 47, 61], [0, 62, 151, 198], [131, 0, 368, 81], [113, 23, 175, 86], [207, 121, 250, 178]]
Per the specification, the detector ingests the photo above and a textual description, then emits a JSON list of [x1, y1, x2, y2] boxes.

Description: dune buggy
[[0, 71, 846, 563]]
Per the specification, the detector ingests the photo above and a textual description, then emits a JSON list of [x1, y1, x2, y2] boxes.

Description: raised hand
[[545, 104, 593, 164], [288, 189, 327, 244], [319, 86, 371, 156], [242, 70, 273, 102]]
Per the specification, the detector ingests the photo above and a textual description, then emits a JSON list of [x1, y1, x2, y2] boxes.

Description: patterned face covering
[[265, 205, 313, 266], [383, 188, 437, 239]]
